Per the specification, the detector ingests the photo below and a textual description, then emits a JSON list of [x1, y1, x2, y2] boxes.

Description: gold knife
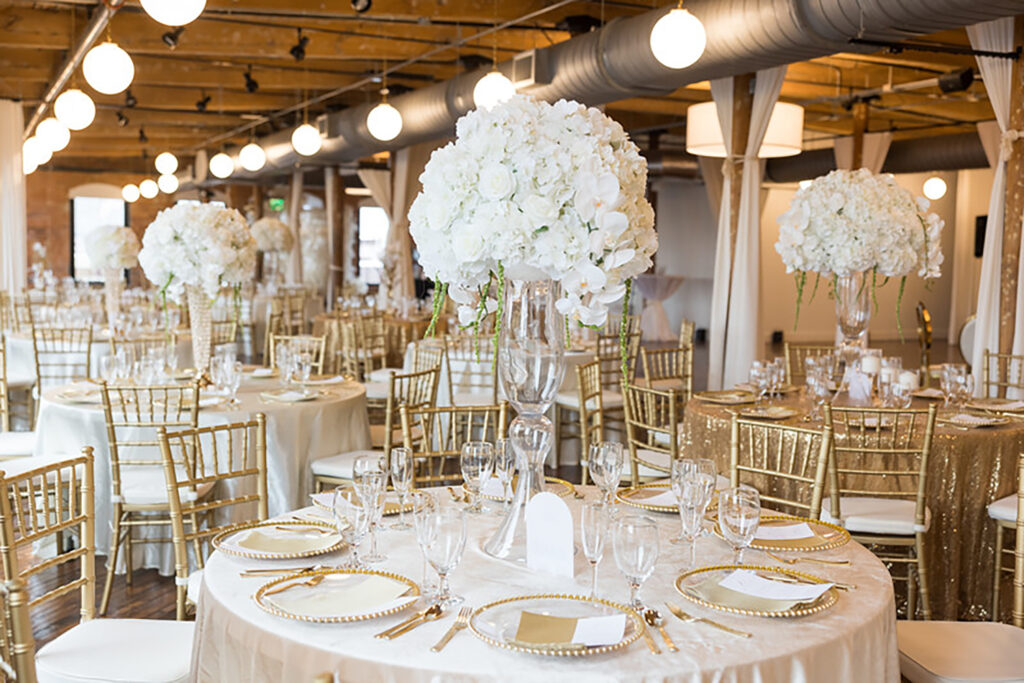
[[639, 623, 661, 654]]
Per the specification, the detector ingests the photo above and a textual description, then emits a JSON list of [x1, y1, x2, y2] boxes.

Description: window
[[70, 196, 128, 282], [358, 205, 389, 285]]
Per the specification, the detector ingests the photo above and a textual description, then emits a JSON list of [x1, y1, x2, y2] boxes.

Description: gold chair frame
[[639, 346, 694, 401], [398, 403, 508, 487], [783, 342, 838, 386], [269, 334, 328, 374], [31, 326, 93, 397], [981, 349, 1024, 399], [622, 382, 685, 486]]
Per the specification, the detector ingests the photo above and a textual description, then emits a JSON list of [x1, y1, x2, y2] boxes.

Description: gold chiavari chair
[[0, 449, 194, 681], [363, 341, 445, 409], [399, 403, 508, 487], [263, 307, 286, 365], [639, 346, 694, 401], [0, 292, 10, 334], [0, 577, 36, 683], [30, 326, 92, 397], [10, 297, 31, 334], [211, 319, 238, 351], [553, 360, 604, 486], [444, 335, 497, 407], [595, 332, 641, 436], [622, 382, 686, 486], [980, 349, 1024, 398], [353, 312, 389, 380], [824, 404, 938, 620], [311, 366, 440, 491], [280, 288, 310, 336], [897, 451, 1024, 682], [679, 318, 696, 348], [729, 413, 834, 520], [108, 332, 176, 363], [0, 338, 35, 460], [783, 342, 838, 386], [268, 334, 327, 374], [604, 314, 641, 337], [159, 415, 267, 620], [98, 381, 201, 616]]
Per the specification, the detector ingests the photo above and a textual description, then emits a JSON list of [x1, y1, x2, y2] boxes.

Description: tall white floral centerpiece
[[250, 217, 294, 287], [409, 94, 656, 560], [775, 168, 944, 357], [139, 203, 257, 372], [86, 225, 141, 328]]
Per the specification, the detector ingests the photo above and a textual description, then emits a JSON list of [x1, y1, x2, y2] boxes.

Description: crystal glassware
[[580, 501, 610, 599], [589, 442, 624, 505], [361, 470, 387, 563], [295, 352, 313, 393], [749, 362, 769, 403], [336, 488, 370, 569], [389, 447, 414, 529], [460, 441, 494, 514], [670, 458, 716, 544], [410, 490, 438, 596], [612, 513, 659, 610], [718, 486, 761, 564], [99, 355, 117, 383], [425, 507, 468, 606], [226, 361, 242, 405], [494, 438, 516, 511]]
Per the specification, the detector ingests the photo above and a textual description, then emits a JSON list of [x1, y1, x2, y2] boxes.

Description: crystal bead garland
[[834, 270, 871, 365], [186, 284, 213, 373], [483, 276, 566, 561], [103, 267, 123, 332]]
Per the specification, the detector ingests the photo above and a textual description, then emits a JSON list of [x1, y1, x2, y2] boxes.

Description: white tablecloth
[[32, 378, 371, 575], [191, 492, 899, 683]]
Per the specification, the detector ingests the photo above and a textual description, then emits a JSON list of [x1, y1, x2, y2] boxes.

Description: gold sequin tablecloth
[[682, 394, 1024, 620]]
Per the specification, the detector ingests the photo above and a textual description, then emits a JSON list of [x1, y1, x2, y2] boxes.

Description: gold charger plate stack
[[254, 568, 420, 624], [311, 489, 413, 517], [675, 564, 839, 618], [715, 514, 850, 552], [694, 390, 756, 405], [212, 520, 344, 560], [736, 405, 800, 421], [617, 483, 677, 513]]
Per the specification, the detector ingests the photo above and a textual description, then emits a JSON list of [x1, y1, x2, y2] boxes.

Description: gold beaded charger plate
[[736, 405, 800, 421], [965, 397, 1024, 413], [714, 514, 849, 552], [212, 520, 344, 560], [468, 594, 643, 657], [310, 488, 412, 517], [616, 483, 678, 513], [254, 568, 419, 624], [471, 476, 577, 502], [694, 390, 756, 405], [675, 564, 839, 618]]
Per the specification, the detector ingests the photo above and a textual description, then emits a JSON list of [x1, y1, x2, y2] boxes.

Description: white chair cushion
[[186, 570, 202, 606], [0, 431, 37, 457], [820, 496, 930, 535], [119, 467, 214, 506], [986, 494, 1018, 523], [36, 618, 194, 683], [311, 450, 382, 480], [600, 390, 624, 408], [5, 368, 34, 390], [647, 378, 686, 392], [636, 449, 671, 479], [367, 368, 402, 383], [363, 381, 389, 400], [897, 620, 1024, 683]]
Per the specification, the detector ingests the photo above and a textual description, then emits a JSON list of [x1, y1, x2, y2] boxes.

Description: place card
[[719, 569, 833, 603], [847, 371, 873, 404], [526, 492, 573, 577], [754, 522, 815, 541], [515, 611, 626, 647], [629, 488, 677, 507]]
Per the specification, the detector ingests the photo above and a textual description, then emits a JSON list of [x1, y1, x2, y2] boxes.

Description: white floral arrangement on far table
[[139, 203, 257, 302], [250, 217, 294, 253], [775, 168, 944, 328], [86, 225, 141, 270], [409, 94, 656, 336]]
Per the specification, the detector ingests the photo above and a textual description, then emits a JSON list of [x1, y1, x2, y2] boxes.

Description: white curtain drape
[[832, 132, 893, 173], [707, 66, 787, 390], [0, 100, 26, 292], [967, 17, 1018, 392]]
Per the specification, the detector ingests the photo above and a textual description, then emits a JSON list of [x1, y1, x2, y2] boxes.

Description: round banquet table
[[190, 489, 899, 683], [683, 391, 1024, 620], [32, 377, 371, 575]]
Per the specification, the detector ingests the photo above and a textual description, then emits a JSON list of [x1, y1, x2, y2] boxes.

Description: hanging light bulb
[[139, 179, 159, 199], [23, 136, 51, 168], [367, 89, 402, 142], [291, 123, 322, 156], [54, 89, 96, 131], [83, 41, 134, 95], [155, 151, 178, 175], [35, 117, 70, 153], [650, 3, 706, 69], [23, 154, 38, 175], [140, 0, 206, 27], [923, 176, 947, 200], [473, 69, 516, 110], [209, 152, 234, 179], [122, 183, 141, 203], [157, 173, 179, 194], [239, 142, 267, 171]]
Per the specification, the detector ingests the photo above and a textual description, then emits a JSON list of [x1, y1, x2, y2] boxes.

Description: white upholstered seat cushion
[[310, 449, 382, 480], [897, 620, 1024, 683], [820, 496, 930, 535], [554, 390, 623, 412], [119, 466, 214, 506], [35, 618, 194, 683], [5, 367, 35, 390], [986, 494, 1018, 523], [186, 570, 202, 606], [363, 381, 388, 400], [0, 431, 37, 457], [367, 368, 403, 383]]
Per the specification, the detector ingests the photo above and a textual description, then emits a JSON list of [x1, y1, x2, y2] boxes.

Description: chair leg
[[993, 523, 1005, 621], [99, 509, 124, 616], [915, 534, 932, 620], [176, 585, 187, 621], [906, 563, 918, 621], [124, 516, 133, 587]]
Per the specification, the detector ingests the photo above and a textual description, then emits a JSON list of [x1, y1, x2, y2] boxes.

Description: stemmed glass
[[670, 458, 715, 540], [410, 491, 438, 596], [99, 355, 117, 383], [749, 362, 769, 403], [805, 363, 832, 419], [589, 442, 624, 505], [425, 507, 468, 606], [225, 361, 242, 405], [353, 455, 387, 563], [494, 438, 516, 511], [580, 501, 610, 599], [276, 343, 293, 388], [768, 357, 786, 397], [389, 447, 414, 530], [335, 488, 370, 569], [613, 514, 659, 610], [460, 441, 494, 513], [718, 486, 761, 564]]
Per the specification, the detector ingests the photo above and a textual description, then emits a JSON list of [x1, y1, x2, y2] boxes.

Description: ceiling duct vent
[[512, 49, 552, 90]]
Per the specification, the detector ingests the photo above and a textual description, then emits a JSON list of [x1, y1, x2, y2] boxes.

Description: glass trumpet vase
[[835, 270, 871, 366], [483, 276, 566, 562], [103, 268, 123, 332]]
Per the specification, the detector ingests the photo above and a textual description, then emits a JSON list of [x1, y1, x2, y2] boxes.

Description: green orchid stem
[[425, 280, 447, 339], [620, 279, 632, 388], [491, 264, 504, 370]]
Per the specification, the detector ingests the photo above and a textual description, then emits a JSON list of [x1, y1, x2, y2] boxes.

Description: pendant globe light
[[23, 136, 51, 168], [367, 89, 402, 142], [83, 42, 134, 95], [650, 2, 706, 69], [35, 117, 70, 153], [155, 151, 178, 175], [23, 155, 38, 175], [239, 141, 267, 171], [157, 173, 179, 194], [139, 179, 159, 199], [291, 121, 322, 156], [140, 0, 206, 27], [473, 0, 516, 110], [54, 88, 95, 131], [122, 184, 140, 203], [209, 151, 234, 179]]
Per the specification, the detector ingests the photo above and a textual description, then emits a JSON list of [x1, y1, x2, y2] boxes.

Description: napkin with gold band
[[514, 611, 626, 648]]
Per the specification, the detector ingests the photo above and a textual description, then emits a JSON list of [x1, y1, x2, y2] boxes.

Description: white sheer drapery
[[707, 66, 787, 390], [0, 100, 26, 292], [832, 132, 892, 174], [635, 273, 684, 342], [967, 17, 1019, 392]]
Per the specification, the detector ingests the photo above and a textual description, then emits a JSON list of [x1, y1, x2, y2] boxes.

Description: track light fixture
[[244, 67, 259, 93], [116, 111, 129, 127], [351, 0, 372, 12], [162, 26, 185, 50], [124, 89, 137, 108], [196, 92, 211, 112], [290, 29, 309, 62], [138, 127, 149, 144]]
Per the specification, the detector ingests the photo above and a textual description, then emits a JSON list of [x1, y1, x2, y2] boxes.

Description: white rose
[[479, 163, 514, 201]]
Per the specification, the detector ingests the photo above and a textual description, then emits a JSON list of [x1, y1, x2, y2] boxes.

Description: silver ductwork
[[225, 0, 1021, 179]]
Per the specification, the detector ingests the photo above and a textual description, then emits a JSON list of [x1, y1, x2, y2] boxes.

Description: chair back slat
[[269, 334, 327, 374], [0, 578, 37, 683], [31, 326, 92, 393], [783, 343, 839, 386], [596, 333, 641, 389], [399, 404, 507, 487], [639, 346, 694, 402], [622, 383, 683, 484], [981, 350, 1024, 398]]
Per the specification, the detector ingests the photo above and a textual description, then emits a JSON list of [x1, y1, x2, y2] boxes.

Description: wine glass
[[589, 442, 624, 505], [718, 486, 761, 564], [425, 507, 468, 606], [295, 352, 313, 394], [494, 438, 516, 510], [360, 470, 387, 563], [336, 490, 370, 569], [748, 362, 769, 403], [225, 361, 242, 405], [580, 501, 610, 599], [389, 447, 414, 530], [805, 365, 832, 419], [410, 491, 438, 596], [99, 355, 117, 383], [460, 441, 494, 513], [670, 458, 716, 544], [276, 343, 292, 388], [352, 454, 385, 504], [613, 514, 659, 610]]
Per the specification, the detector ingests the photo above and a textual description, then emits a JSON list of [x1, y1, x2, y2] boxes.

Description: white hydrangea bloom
[[86, 225, 140, 270], [250, 217, 294, 253]]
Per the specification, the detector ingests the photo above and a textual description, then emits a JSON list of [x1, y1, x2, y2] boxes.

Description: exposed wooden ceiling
[[0, 0, 1001, 175]]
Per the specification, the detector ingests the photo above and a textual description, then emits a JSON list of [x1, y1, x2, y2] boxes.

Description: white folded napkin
[[305, 376, 347, 385], [261, 390, 314, 402], [630, 489, 678, 507], [948, 413, 1001, 427], [719, 569, 833, 602], [250, 368, 275, 378], [755, 522, 815, 541], [265, 573, 416, 618]]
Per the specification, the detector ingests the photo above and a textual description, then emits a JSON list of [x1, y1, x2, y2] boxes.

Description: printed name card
[[525, 492, 574, 577]]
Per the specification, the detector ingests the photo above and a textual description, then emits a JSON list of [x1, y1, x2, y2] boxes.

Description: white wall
[[948, 167, 994, 340]]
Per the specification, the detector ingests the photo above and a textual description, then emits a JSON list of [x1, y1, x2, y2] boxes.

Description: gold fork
[[763, 549, 850, 566], [262, 573, 325, 596], [665, 601, 751, 638], [431, 606, 472, 652]]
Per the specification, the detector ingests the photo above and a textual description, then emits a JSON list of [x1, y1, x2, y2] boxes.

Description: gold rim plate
[[469, 476, 577, 502], [695, 390, 756, 405], [253, 568, 419, 623], [737, 405, 800, 420], [212, 520, 344, 560], [675, 564, 839, 618], [714, 514, 849, 552], [311, 489, 413, 517], [616, 483, 677, 513]]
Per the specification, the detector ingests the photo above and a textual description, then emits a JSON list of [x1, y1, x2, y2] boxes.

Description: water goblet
[[225, 361, 242, 405], [361, 470, 388, 563], [425, 507, 468, 607], [670, 458, 716, 545], [335, 489, 370, 569], [276, 343, 293, 388], [295, 352, 313, 394], [389, 447, 414, 529], [410, 491, 438, 596], [494, 438, 515, 511], [718, 486, 761, 564], [748, 362, 769, 403], [459, 441, 494, 513], [612, 514, 659, 611], [589, 442, 624, 505], [580, 501, 610, 599]]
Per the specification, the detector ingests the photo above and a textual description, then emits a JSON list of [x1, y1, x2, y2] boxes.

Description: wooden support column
[[251, 185, 264, 220], [850, 101, 869, 170], [324, 167, 345, 310], [287, 169, 304, 284], [998, 15, 1024, 359], [226, 184, 249, 212]]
